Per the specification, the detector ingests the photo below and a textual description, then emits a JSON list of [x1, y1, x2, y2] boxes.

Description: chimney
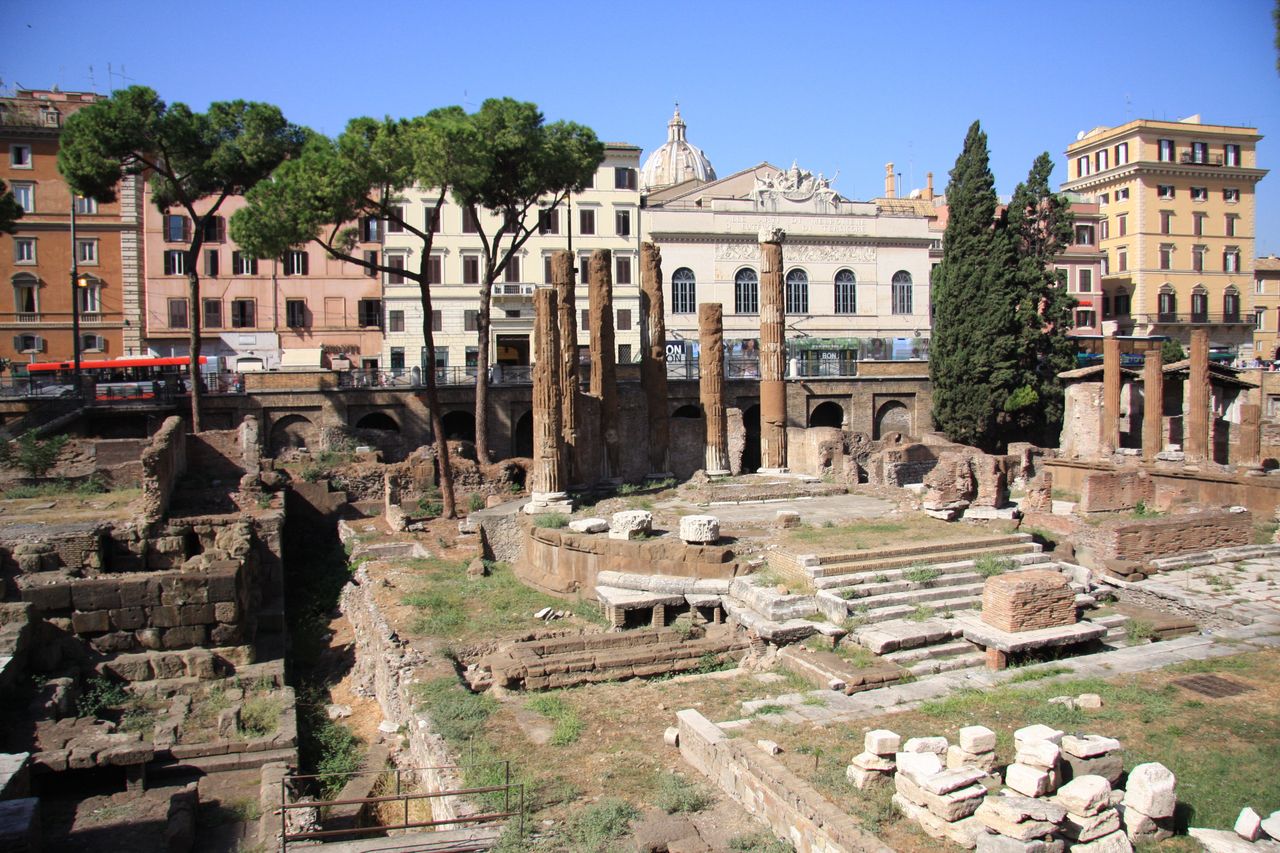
[[924, 172, 934, 201], [884, 163, 895, 199]]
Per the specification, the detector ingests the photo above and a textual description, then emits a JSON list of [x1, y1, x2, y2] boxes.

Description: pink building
[[1057, 198, 1108, 335], [142, 191, 385, 369]]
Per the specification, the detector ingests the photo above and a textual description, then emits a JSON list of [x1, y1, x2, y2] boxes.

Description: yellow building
[[1061, 116, 1266, 357]]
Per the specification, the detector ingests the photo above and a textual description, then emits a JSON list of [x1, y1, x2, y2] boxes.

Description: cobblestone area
[[1130, 556, 1280, 628]]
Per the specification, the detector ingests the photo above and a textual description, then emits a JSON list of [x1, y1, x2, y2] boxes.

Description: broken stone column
[[758, 228, 788, 472], [1142, 348, 1163, 462], [699, 303, 730, 475], [524, 287, 571, 515], [552, 250, 579, 484], [1238, 401, 1262, 467], [1187, 328, 1210, 464], [589, 249, 620, 481], [1102, 336, 1121, 454], [639, 242, 671, 477]]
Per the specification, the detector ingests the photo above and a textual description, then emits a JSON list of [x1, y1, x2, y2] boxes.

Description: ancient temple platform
[[955, 613, 1106, 654]]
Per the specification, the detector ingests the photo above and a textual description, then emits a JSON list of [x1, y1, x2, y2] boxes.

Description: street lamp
[[69, 199, 91, 397]]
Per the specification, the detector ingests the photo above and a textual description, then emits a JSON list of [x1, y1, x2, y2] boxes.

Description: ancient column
[[1101, 336, 1121, 454], [551, 251, 579, 483], [639, 242, 671, 476], [1142, 348, 1164, 462], [525, 287, 570, 514], [758, 228, 788, 471], [699, 303, 730, 475], [589, 249, 620, 480], [1238, 402, 1262, 467], [1187, 328, 1210, 463]]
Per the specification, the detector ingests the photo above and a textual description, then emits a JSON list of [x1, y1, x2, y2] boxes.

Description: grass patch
[[729, 832, 794, 852], [416, 677, 497, 744], [1131, 500, 1162, 518], [753, 703, 787, 716], [240, 694, 283, 738], [654, 773, 713, 814], [903, 565, 941, 584], [2, 476, 124, 500], [525, 693, 584, 746], [533, 513, 568, 529], [785, 516, 1001, 554], [906, 604, 934, 622], [1127, 619, 1156, 643], [974, 554, 1014, 577], [76, 676, 129, 719], [1254, 519, 1279, 545], [1008, 665, 1072, 683], [562, 798, 639, 851]]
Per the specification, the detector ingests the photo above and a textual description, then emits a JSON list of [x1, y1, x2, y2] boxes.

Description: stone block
[[959, 725, 997, 754], [893, 792, 992, 849], [1234, 807, 1261, 841], [678, 515, 720, 545], [609, 510, 653, 540], [150, 605, 181, 628], [895, 772, 987, 821], [162, 625, 207, 649], [1062, 750, 1124, 786], [864, 729, 901, 756], [775, 510, 801, 528], [70, 580, 121, 611], [1062, 807, 1121, 842], [1054, 775, 1111, 817], [896, 751, 944, 778], [851, 752, 895, 772], [109, 608, 147, 631], [1014, 724, 1064, 749], [1060, 734, 1120, 759], [947, 745, 998, 773], [1259, 810, 1280, 840], [1005, 763, 1053, 798], [101, 656, 153, 682], [1118, 804, 1173, 844], [18, 580, 71, 612], [178, 603, 214, 626], [663, 727, 679, 747], [974, 796, 1064, 841], [213, 601, 240, 623], [903, 736, 949, 755], [847, 765, 890, 789], [568, 518, 609, 534], [71, 610, 111, 634], [1015, 739, 1061, 770], [976, 835, 1064, 853], [919, 767, 990, 796], [89, 631, 136, 654], [1077, 693, 1103, 709], [1122, 762, 1176, 819], [1066, 829, 1133, 852]]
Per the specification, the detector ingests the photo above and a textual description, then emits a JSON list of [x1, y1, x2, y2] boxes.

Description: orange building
[[0, 89, 141, 365]]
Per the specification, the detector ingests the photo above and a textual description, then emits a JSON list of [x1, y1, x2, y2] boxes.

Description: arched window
[[735, 268, 758, 315], [785, 269, 809, 314], [671, 268, 696, 314], [834, 269, 856, 314], [891, 270, 913, 315], [1191, 286, 1208, 323], [1158, 285, 1177, 321], [1223, 286, 1240, 323], [12, 272, 39, 316]]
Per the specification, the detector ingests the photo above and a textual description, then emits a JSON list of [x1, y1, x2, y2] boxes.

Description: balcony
[[492, 283, 536, 300], [15, 312, 40, 324], [1139, 312, 1251, 327], [1179, 152, 1224, 167]]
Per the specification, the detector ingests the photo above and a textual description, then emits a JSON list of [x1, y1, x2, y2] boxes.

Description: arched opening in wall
[[513, 410, 534, 459], [808, 401, 844, 429], [671, 404, 701, 419], [441, 410, 476, 442], [742, 404, 762, 473], [355, 412, 399, 432], [873, 401, 911, 440], [269, 414, 317, 455]]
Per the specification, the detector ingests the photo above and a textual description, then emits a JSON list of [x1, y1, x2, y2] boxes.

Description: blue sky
[[6, 0, 1279, 251]]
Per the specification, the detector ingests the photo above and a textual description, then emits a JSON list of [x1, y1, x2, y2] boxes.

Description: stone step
[[833, 571, 986, 600], [809, 542, 1044, 580], [848, 581, 988, 614], [813, 550, 1055, 591], [854, 617, 965, 655], [800, 533, 1036, 568], [858, 593, 984, 624], [907, 651, 986, 677], [883, 639, 976, 665]]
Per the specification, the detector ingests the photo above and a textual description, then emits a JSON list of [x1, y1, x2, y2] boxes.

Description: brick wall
[[1079, 470, 1155, 513], [980, 570, 1075, 633], [140, 416, 186, 522], [1072, 509, 1252, 568]]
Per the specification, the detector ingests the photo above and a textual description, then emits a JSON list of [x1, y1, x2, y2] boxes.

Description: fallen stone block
[[568, 518, 609, 534], [1014, 724, 1064, 749], [947, 745, 998, 773], [663, 727, 679, 748], [1188, 826, 1280, 852], [975, 795, 1065, 841], [1077, 693, 1103, 709], [756, 739, 781, 755], [919, 767, 990, 797], [1054, 775, 1111, 817], [609, 510, 653, 540], [1060, 734, 1121, 759], [1066, 829, 1133, 852], [679, 515, 720, 545], [1015, 739, 1061, 770], [864, 729, 901, 756], [1005, 763, 1053, 798], [976, 835, 1064, 853], [1061, 807, 1121, 842], [895, 772, 987, 821], [959, 725, 997, 754], [894, 792, 991, 849], [847, 765, 891, 789], [1118, 804, 1175, 844], [1062, 750, 1124, 786], [1262, 810, 1280, 840], [851, 751, 895, 772], [1122, 762, 1176, 819], [896, 751, 944, 778], [903, 736, 949, 754], [1234, 807, 1262, 841]]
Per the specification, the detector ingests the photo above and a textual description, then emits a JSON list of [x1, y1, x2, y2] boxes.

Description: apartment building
[[141, 192, 384, 369], [1056, 198, 1108, 335], [0, 89, 140, 365], [380, 143, 643, 378], [1254, 256, 1280, 359], [1060, 116, 1267, 355]]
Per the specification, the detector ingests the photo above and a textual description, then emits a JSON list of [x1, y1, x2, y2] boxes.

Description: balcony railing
[[1140, 312, 1250, 326], [1179, 152, 1225, 167], [15, 313, 39, 324]]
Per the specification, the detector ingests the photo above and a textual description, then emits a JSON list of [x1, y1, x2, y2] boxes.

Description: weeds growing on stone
[[728, 831, 794, 852], [754, 703, 787, 716], [534, 513, 568, 529], [974, 554, 1015, 578], [240, 695, 282, 738], [468, 492, 485, 512], [1008, 665, 1072, 683], [1126, 619, 1156, 642], [906, 604, 934, 622], [903, 565, 941, 583], [76, 676, 129, 718]]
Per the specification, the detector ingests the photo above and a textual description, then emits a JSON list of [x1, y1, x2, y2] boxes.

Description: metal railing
[[1180, 152, 1224, 167], [279, 763, 523, 852], [1139, 312, 1252, 326], [338, 365, 538, 389]]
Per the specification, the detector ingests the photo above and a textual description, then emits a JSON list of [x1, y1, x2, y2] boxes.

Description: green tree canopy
[[58, 86, 305, 430], [0, 180, 23, 234]]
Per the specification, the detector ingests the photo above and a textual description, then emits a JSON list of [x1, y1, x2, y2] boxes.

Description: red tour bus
[[25, 356, 206, 400]]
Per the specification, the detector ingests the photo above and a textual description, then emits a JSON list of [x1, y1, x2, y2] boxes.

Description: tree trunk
[[474, 262, 494, 463], [185, 257, 203, 433], [418, 280, 456, 519]]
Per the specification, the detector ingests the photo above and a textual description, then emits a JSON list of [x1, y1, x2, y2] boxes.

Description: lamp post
[[70, 198, 81, 397]]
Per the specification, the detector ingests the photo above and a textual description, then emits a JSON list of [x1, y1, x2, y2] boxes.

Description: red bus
[[25, 356, 206, 400]]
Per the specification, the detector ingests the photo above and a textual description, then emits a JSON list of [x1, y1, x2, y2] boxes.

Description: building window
[[363, 249, 378, 275], [1193, 213, 1206, 237], [834, 269, 856, 314], [463, 256, 480, 284], [1158, 139, 1174, 162], [785, 269, 809, 314], [615, 209, 631, 237], [615, 255, 631, 285], [1257, 277, 1267, 296], [1117, 214, 1127, 236], [734, 268, 758, 314], [1224, 187, 1240, 203], [614, 167, 637, 190], [1158, 288, 1177, 321], [360, 216, 380, 242], [163, 250, 186, 276], [1099, 193, 1110, 206], [286, 299, 307, 328], [543, 256, 554, 284], [389, 347, 405, 371], [427, 255, 442, 285], [1191, 289, 1208, 323], [14, 238, 35, 263], [617, 309, 632, 331], [1115, 188, 1129, 201], [204, 248, 219, 276], [425, 206, 440, 233], [76, 281, 100, 314], [1101, 255, 1110, 276], [580, 170, 595, 190], [387, 255, 405, 285], [1224, 248, 1241, 273], [74, 196, 97, 214], [1225, 144, 1241, 167], [1159, 212, 1172, 235], [671, 268, 696, 314], [1075, 309, 1096, 328], [11, 183, 33, 213], [1159, 245, 1173, 271], [1257, 307, 1267, 330], [464, 309, 478, 331], [432, 310, 442, 332], [203, 298, 222, 329], [283, 250, 309, 276], [1095, 149, 1108, 172], [1117, 248, 1128, 272], [231, 298, 256, 328], [1224, 288, 1241, 322], [1226, 215, 1238, 237], [1158, 185, 1174, 200], [1075, 224, 1094, 245], [1115, 288, 1131, 316], [618, 343, 632, 363], [232, 251, 258, 275], [387, 310, 404, 332], [168, 298, 189, 329], [504, 256, 521, 283], [163, 214, 188, 243], [386, 205, 405, 233], [892, 270, 913, 315], [1190, 141, 1208, 164], [538, 208, 559, 235], [1076, 156, 1090, 178], [1115, 142, 1128, 165], [580, 309, 589, 331], [358, 299, 382, 328], [201, 215, 225, 243], [81, 334, 104, 353], [462, 207, 479, 234], [12, 334, 42, 353], [1079, 269, 1093, 293], [13, 274, 38, 315], [1190, 186, 1208, 202], [1100, 219, 1110, 240], [1193, 246, 1206, 273], [9, 144, 32, 168], [579, 208, 596, 235]]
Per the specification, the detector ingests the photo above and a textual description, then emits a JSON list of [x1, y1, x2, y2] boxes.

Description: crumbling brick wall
[[140, 416, 187, 522], [1079, 470, 1155, 513], [1073, 509, 1252, 568]]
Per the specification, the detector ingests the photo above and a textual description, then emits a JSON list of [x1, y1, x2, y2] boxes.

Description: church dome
[[640, 106, 716, 192]]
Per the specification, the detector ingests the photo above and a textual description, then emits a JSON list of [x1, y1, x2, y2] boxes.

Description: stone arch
[[269, 413, 317, 454], [441, 410, 476, 442], [873, 400, 911, 440], [513, 410, 534, 459], [355, 411, 399, 432], [671, 404, 701, 419], [808, 401, 844, 428]]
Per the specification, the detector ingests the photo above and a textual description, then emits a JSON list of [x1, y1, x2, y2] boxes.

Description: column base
[[705, 469, 732, 479], [524, 493, 574, 515], [757, 467, 790, 475]]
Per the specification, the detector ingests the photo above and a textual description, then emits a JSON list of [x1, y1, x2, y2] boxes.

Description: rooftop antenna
[[87, 65, 96, 93]]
